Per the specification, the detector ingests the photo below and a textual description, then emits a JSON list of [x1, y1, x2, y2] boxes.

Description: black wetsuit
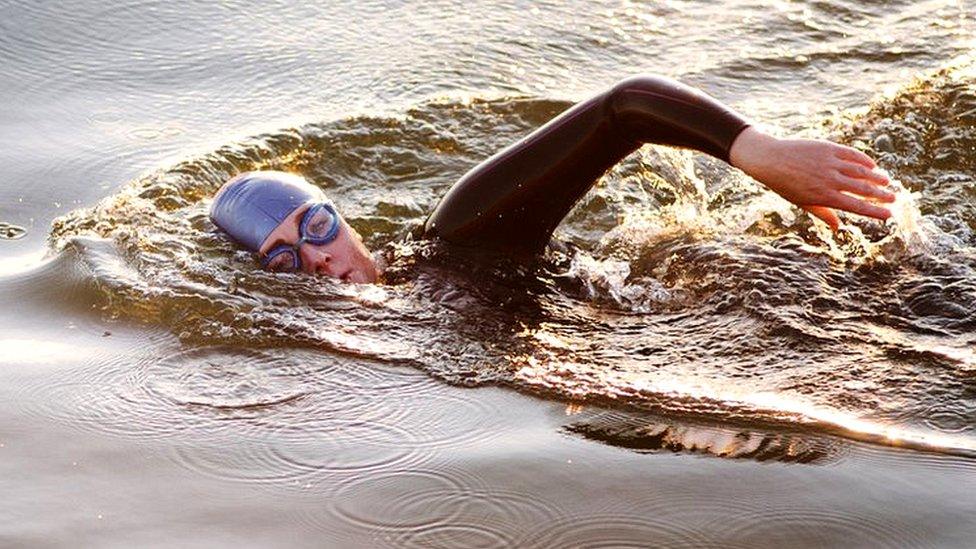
[[423, 74, 751, 254]]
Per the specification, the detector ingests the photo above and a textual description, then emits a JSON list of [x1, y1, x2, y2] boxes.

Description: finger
[[832, 173, 896, 202], [837, 163, 890, 185], [827, 192, 892, 221], [834, 146, 877, 169], [803, 205, 840, 232]]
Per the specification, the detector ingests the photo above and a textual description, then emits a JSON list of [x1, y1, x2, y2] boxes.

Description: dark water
[[3, 0, 976, 547]]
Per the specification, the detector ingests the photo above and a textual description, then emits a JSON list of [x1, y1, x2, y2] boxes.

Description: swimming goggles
[[260, 202, 341, 273]]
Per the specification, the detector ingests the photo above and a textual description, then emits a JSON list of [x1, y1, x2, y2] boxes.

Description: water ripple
[[519, 514, 720, 549], [712, 506, 932, 549], [318, 465, 570, 546]]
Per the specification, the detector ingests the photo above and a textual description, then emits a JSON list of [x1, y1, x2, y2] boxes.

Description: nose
[[299, 243, 336, 276]]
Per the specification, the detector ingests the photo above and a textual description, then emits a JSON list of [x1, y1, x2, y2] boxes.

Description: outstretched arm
[[424, 74, 893, 254]]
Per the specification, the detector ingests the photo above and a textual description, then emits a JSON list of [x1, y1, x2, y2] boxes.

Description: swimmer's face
[[259, 204, 378, 283]]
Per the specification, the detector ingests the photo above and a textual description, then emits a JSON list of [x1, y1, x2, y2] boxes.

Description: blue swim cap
[[209, 171, 327, 252]]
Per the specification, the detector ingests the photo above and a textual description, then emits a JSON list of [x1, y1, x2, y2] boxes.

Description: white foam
[[563, 251, 673, 312]]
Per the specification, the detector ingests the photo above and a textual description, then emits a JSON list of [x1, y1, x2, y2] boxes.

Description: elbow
[[611, 73, 675, 91], [605, 74, 683, 139], [607, 74, 681, 103], [605, 73, 685, 121]]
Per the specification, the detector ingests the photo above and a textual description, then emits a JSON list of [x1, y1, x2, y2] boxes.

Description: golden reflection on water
[[866, 323, 976, 370], [564, 403, 585, 416], [732, 388, 976, 453], [515, 355, 976, 455], [518, 323, 577, 351]]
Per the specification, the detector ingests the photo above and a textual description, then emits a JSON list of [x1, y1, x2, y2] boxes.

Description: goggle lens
[[304, 207, 338, 240], [264, 249, 298, 273]]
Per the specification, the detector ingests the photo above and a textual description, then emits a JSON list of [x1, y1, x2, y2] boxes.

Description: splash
[[875, 175, 934, 253], [562, 252, 675, 313]]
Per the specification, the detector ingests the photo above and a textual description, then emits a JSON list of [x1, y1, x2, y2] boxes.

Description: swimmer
[[210, 74, 894, 283]]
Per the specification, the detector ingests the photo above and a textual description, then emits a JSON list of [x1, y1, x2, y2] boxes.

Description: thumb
[[802, 206, 840, 232]]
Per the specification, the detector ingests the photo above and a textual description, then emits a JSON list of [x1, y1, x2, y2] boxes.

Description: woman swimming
[[209, 74, 894, 283]]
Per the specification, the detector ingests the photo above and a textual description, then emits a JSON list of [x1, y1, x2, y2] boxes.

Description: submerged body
[[209, 74, 895, 280]]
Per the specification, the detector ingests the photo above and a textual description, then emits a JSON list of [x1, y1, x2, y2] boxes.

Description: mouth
[[339, 268, 354, 282]]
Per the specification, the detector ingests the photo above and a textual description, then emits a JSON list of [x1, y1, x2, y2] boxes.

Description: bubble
[[0, 222, 27, 240]]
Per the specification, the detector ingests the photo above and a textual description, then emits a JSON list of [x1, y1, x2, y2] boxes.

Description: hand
[[729, 127, 895, 231]]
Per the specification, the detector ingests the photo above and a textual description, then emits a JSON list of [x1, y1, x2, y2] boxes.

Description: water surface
[[3, 0, 976, 547]]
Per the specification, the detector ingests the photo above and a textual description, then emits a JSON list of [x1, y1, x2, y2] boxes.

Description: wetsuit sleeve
[[423, 74, 752, 254]]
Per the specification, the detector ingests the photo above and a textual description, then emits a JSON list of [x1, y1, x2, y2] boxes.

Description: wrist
[[729, 126, 778, 175]]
